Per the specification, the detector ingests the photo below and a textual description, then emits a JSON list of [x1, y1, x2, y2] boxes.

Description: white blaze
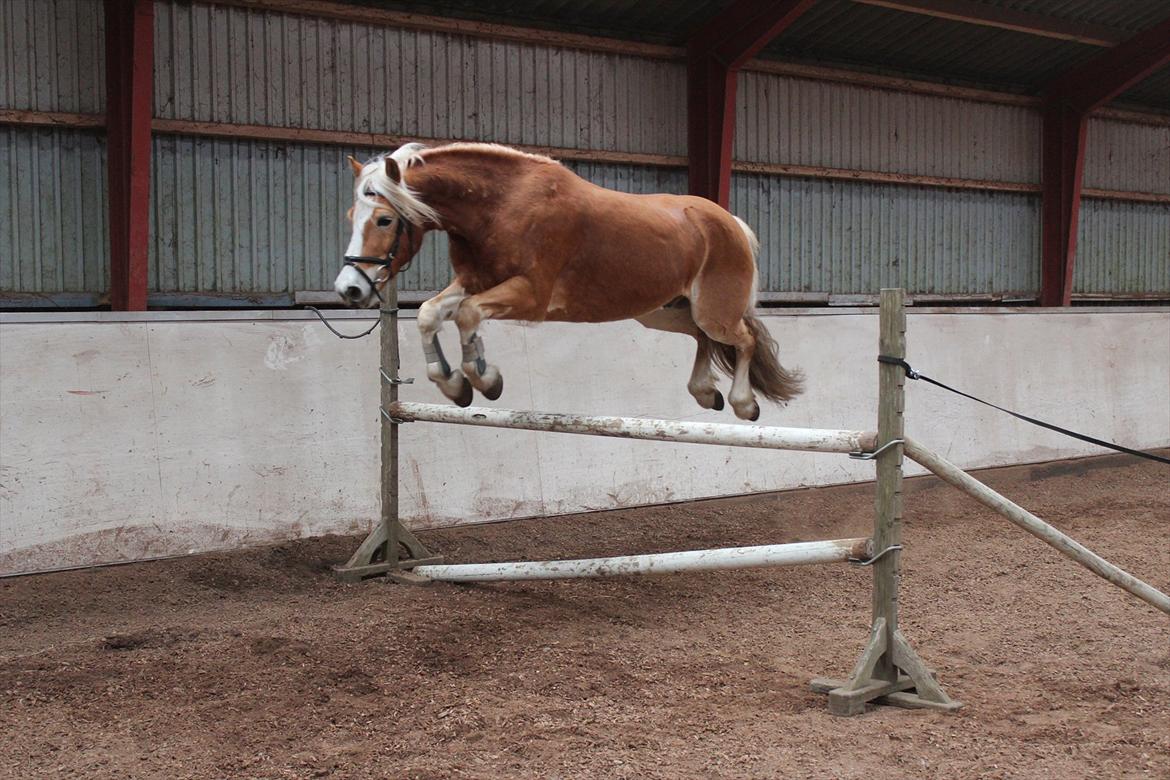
[[334, 200, 376, 301]]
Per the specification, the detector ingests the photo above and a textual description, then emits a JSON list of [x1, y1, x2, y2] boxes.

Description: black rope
[[878, 355, 1170, 466], [305, 306, 382, 339]]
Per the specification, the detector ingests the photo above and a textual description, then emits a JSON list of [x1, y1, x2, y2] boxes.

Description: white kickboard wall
[[2, 308, 1167, 576]]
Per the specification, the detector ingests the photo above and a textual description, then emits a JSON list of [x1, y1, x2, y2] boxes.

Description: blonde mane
[[421, 141, 559, 166], [355, 143, 440, 226]]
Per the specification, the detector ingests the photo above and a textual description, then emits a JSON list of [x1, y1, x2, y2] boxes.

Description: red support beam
[[687, 50, 738, 207], [1039, 103, 1087, 307], [104, 0, 154, 311], [1039, 14, 1170, 306], [687, 0, 817, 207]]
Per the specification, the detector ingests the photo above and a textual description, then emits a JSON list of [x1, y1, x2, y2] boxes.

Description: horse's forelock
[[354, 145, 439, 226]]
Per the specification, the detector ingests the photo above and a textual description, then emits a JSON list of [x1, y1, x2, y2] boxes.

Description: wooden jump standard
[[335, 286, 1170, 716]]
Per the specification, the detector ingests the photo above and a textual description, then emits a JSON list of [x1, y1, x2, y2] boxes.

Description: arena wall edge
[[2, 307, 1167, 576]]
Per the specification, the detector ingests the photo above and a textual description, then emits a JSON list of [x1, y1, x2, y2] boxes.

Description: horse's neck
[[411, 152, 518, 236]]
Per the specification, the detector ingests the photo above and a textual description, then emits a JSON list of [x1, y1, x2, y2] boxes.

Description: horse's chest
[[450, 259, 507, 296]]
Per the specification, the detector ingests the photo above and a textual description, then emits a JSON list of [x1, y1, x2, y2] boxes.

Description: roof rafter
[[1045, 14, 1170, 111], [852, 0, 1123, 47]]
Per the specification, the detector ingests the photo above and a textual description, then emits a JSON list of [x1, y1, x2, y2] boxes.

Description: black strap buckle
[[877, 355, 919, 380]]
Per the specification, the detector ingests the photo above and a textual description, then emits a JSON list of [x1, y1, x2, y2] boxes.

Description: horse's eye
[[376, 216, 394, 227]]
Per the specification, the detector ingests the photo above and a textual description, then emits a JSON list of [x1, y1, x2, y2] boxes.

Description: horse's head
[[334, 147, 435, 308]]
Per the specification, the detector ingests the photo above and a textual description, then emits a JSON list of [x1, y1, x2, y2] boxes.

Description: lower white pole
[[412, 537, 871, 583]]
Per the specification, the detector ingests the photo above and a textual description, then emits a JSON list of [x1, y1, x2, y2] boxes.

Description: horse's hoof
[[711, 390, 725, 411], [483, 373, 504, 401], [454, 375, 474, 407], [733, 401, 760, 421]]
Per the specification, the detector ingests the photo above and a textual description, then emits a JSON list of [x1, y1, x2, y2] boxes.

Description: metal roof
[[759, 0, 1169, 104], [971, 0, 1169, 33], [344, 0, 1170, 110]]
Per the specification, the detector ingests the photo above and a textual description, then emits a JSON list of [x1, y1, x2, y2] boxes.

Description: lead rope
[[879, 355, 1170, 466], [311, 217, 415, 339], [305, 307, 382, 339]]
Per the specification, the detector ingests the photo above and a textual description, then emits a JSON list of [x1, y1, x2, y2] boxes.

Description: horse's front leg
[[417, 282, 473, 406], [453, 277, 541, 401]]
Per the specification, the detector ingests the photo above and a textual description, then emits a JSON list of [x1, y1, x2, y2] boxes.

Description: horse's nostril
[[344, 285, 363, 301]]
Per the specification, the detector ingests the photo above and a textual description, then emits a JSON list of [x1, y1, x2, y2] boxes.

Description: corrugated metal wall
[[0, 0, 106, 113], [735, 71, 1040, 182], [153, 1, 686, 155], [2, 0, 1167, 301], [733, 70, 1042, 297], [0, 127, 109, 294], [0, 0, 107, 294], [150, 2, 1051, 299], [149, 136, 688, 295], [150, 136, 372, 294], [148, 0, 687, 294], [1084, 118, 1170, 195], [1075, 199, 1170, 296], [730, 173, 1040, 296], [1078, 119, 1170, 295]]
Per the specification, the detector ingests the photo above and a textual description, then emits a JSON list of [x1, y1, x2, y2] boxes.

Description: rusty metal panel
[[735, 71, 1041, 183], [1075, 199, 1170, 296], [1084, 118, 1170, 195], [0, 127, 108, 293], [0, 0, 106, 113], [730, 173, 1040, 297], [152, 1, 686, 155]]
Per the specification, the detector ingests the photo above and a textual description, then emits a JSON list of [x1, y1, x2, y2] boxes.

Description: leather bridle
[[342, 204, 415, 304]]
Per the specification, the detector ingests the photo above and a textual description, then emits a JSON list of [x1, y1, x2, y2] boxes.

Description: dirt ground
[[2, 452, 1168, 779]]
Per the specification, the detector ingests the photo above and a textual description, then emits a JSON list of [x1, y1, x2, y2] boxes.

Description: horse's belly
[[543, 274, 688, 323]]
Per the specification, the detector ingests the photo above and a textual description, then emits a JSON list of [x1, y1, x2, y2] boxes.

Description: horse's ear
[[347, 156, 363, 177], [384, 156, 402, 185]]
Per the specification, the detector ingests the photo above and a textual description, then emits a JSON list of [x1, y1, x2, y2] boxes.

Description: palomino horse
[[334, 142, 802, 420]]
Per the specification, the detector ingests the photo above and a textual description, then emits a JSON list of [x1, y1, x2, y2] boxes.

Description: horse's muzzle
[[333, 265, 378, 308]]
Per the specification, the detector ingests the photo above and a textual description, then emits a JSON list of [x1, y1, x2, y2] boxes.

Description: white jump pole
[[412, 537, 871, 583], [389, 401, 878, 454]]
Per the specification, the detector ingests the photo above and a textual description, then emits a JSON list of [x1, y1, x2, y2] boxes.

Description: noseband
[[343, 214, 414, 303]]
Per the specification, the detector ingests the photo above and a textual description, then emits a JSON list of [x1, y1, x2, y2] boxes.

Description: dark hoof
[[454, 375, 474, 407], [748, 403, 760, 422], [711, 390, 725, 411], [483, 374, 504, 401]]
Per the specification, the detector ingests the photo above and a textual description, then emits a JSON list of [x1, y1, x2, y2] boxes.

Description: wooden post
[[811, 289, 961, 715], [871, 286, 906, 682], [333, 280, 441, 583]]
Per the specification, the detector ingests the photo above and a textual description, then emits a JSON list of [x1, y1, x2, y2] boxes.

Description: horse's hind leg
[[635, 303, 724, 411], [720, 321, 759, 421], [453, 277, 542, 401], [418, 282, 473, 406], [690, 286, 761, 421]]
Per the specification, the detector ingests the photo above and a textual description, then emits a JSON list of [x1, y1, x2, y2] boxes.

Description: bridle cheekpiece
[[343, 192, 415, 303]]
